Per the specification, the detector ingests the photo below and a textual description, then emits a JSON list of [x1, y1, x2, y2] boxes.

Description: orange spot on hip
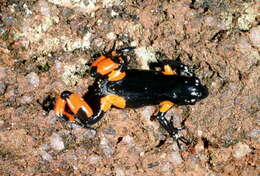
[[67, 94, 93, 117], [100, 95, 126, 112]]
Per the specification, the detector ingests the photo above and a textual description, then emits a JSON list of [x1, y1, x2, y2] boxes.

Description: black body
[[89, 69, 208, 108]]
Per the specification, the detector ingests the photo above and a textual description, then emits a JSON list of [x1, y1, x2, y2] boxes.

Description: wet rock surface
[[0, 0, 259, 175]]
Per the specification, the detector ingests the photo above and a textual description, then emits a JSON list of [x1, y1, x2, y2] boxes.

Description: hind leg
[[54, 91, 126, 128], [54, 91, 99, 127]]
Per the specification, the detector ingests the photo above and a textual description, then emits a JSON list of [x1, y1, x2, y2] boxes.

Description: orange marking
[[100, 98, 111, 112], [100, 95, 126, 112], [108, 70, 126, 81], [162, 65, 176, 75], [111, 51, 118, 57], [96, 59, 119, 75], [54, 97, 66, 116], [159, 100, 174, 113], [66, 94, 93, 117], [63, 112, 76, 122], [91, 56, 106, 67]]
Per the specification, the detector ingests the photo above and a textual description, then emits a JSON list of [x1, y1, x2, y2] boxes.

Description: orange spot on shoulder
[[162, 65, 176, 75], [96, 59, 119, 75], [159, 100, 174, 113], [108, 70, 126, 81], [92, 56, 106, 67]]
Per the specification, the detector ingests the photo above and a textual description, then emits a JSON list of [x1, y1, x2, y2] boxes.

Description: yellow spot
[[108, 70, 126, 81], [159, 101, 174, 113], [162, 65, 176, 75], [101, 95, 126, 112]]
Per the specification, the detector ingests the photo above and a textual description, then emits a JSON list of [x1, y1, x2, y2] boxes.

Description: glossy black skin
[[87, 69, 208, 109]]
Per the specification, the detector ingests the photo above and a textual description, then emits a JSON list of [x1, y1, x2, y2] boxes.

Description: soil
[[0, 0, 259, 175]]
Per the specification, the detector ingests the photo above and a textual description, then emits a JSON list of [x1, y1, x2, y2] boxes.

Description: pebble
[[48, 0, 98, 14], [248, 129, 260, 138], [0, 27, 6, 36], [82, 129, 96, 139], [0, 66, 6, 80], [238, 37, 252, 51], [167, 151, 183, 165], [197, 130, 203, 137], [161, 162, 172, 173], [37, 0, 51, 17], [100, 137, 113, 157], [26, 72, 40, 88], [50, 133, 65, 151], [0, 120, 4, 127], [2, 16, 15, 26], [194, 140, 205, 153], [20, 95, 33, 104], [248, 26, 260, 48], [54, 61, 63, 73], [135, 47, 157, 69], [88, 155, 102, 165], [204, 16, 218, 27], [106, 32, 117, 40], [103, 126, 116, 136], [82, 32, 92, 48], [237, 4, 258, 31], [170, 143, 180, 151], [39, 151, 53, 161], [40, 144, 51, 151], [115, 168, 125, 176], [232, 142, 251, 159], [0, 81, 7, 95], [139, 152, 144, 157], [122, 135, 134, 148], [47, 110, 59, 124]]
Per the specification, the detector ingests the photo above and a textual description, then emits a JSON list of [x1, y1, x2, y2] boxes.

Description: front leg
[[149, 59, 195, 77], [155, 101, 191, 149], [90, 50, 130, 80]]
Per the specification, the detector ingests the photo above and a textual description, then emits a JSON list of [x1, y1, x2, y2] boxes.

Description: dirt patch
[[0, 0, 259, 175]]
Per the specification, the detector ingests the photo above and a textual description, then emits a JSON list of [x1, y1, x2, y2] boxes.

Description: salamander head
[[174, 77, 208, 105]]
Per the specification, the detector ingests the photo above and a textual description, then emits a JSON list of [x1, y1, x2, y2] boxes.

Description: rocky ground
[[0, 0, 259, 175]]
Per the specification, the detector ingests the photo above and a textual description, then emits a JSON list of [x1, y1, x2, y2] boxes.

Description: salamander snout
[[189, 84, 208, 100], [182, 77, 208, 104]]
